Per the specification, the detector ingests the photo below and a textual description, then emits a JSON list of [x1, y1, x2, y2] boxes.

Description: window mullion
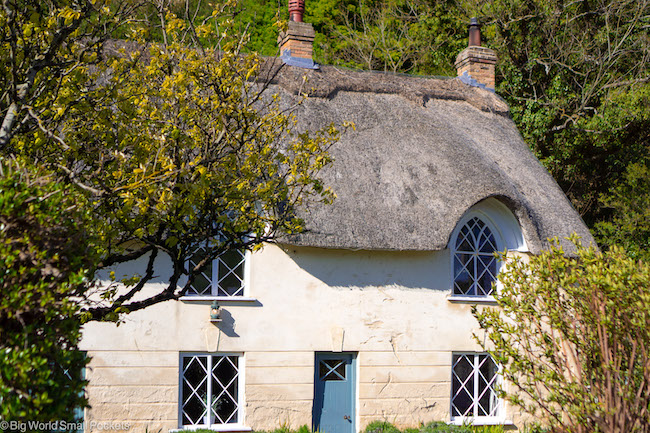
[[206, 356, 213, 426], [211, 255, 218, 296], [473, 354, 479, 417]]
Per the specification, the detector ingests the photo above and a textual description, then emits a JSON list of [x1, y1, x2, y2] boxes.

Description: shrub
[[364, 421, 402, 433], [474, 238, 650, 433]]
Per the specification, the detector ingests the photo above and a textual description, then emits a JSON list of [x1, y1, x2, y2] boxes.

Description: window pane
[[211, 356, 239, 424], [456, 226, 473, 251], [454, 217, 498, 297], [471, 218, 483, 238], [478, 355, 499, 416], [182, 356, 208, 426], [479, 232, 498, 253], [319, 359, 346, 381], [454, 254, 474, 295], [189, 248, 213, 295], [452, 355, 474, 417], [217, 250, 245, 296], [477, 255, 497, 295], [190, 273, 212, 295], [188, 246, 247, 297]]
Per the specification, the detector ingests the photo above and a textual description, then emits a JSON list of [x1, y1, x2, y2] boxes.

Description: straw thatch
[[265, 63, 593, 254]]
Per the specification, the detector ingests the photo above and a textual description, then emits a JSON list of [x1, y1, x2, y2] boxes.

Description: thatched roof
[[264, 62, 593, 254]]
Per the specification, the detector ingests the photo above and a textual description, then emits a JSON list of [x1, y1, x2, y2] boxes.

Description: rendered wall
[[81, 244, 524, 432]]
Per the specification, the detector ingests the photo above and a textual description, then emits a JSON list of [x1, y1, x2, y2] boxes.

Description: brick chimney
[[278, 0, 318, 69], [455, 18, 497, 91]]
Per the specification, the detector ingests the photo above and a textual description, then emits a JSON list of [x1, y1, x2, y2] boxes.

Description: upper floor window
[[453, 216, 500, 297], [187, 247, 248, 297]]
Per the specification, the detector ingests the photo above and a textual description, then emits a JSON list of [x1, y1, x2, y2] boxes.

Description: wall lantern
[[210, 301, 222, 322]]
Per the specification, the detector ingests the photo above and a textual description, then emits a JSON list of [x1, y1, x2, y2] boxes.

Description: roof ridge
[[261, 60, 511, 117]]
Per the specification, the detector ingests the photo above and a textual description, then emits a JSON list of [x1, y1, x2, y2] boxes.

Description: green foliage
[[309, 0, 466, 75], [362, 421, 504, 433], [365, 420, 402, 433], [418, 421, 470, 433], [1, 0, 343, 322], [261, 425, 311, 433], [235, 0, 285, 55], [596, 163, 650, 262], [0, 160, 94, 421], [473, 238, 650, 433], [476, 0, 650, 235]]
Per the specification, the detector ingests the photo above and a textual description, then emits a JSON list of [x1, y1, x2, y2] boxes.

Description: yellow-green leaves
[[2, 0, 342, 331], [474, 238, 650, 432]]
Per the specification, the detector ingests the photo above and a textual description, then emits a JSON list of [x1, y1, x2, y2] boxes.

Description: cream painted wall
[[81, 244, 524, 432]]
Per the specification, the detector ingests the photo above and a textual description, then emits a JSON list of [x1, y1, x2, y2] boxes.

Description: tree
[[0, 159, 95, 421], [309, 0, 465, 75], [473, 239, 650, 433], [467, 0, 650, 234], [595, 163, 650, 262], [0, 0, 342, 418], [1, 0, 341, 318]]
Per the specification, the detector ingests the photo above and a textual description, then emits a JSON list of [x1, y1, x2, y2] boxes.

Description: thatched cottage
[[80, 5, 592, 433]]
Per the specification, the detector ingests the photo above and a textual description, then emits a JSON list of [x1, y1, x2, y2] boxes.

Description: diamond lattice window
[[453, 217, 499, 296], [188, 247, 247, 297], [319, 359, 346, 381], [181, 355, 240, 427], [451, 353, 501, 420]]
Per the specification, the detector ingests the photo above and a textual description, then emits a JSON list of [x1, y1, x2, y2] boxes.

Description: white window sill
[[171, 425, 252, 432], [179, 296, 259, 303], [449, 418, 514, 426], [447, 295, 498, 305]]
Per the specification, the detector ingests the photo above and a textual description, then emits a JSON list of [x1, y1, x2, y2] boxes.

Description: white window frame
[[449, 211, 504, 301], [181, 247, 253, 302], [448, 199, 529, 303], [450, 352, 507, 425], [178, 353, 249, 431]]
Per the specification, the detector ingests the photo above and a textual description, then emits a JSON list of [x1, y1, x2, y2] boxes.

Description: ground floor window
[[180, 354, 242, 427], [451, 353, 501, 421]]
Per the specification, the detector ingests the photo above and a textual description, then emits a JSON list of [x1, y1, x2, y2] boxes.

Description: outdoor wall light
[[210, 300, 222, 322]]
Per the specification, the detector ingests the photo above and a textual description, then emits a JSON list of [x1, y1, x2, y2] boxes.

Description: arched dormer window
[[449, 198, 527, 300], [453, 216, 500, 296]]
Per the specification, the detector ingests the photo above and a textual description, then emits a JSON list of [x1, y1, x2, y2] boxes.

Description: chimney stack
[[278, 0, 318, 69], [455, 18, 497, 91]]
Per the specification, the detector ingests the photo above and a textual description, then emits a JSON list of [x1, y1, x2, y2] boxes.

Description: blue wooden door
[[313, 353, 356, 433]]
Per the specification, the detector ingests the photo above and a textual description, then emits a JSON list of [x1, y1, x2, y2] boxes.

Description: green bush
[[474, 238, 650, 433], [420, 421, 479, 433], [0, 160, 96, 421], [364, 421, 402, 433]]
